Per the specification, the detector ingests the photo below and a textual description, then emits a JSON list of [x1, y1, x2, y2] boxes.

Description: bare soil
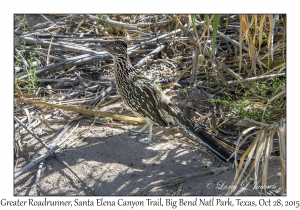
[[14, 90, 282, 196]]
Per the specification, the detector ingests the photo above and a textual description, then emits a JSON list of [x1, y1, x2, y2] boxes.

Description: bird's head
[[102, 41, 128, 58], [90, 40, 128, 57]]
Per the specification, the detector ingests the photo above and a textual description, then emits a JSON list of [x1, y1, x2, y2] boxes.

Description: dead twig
[[134, 44, 166, 68], [14, 144, 58, 178], [35, 160, 44, 196], [17, 97, 147, 124], [14, 115, 96, 195], [227, 72, 285, 85], [18, 53, 111, 80]]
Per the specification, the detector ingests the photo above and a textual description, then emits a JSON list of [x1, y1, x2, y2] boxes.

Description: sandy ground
[[14, 91, 283, 196]]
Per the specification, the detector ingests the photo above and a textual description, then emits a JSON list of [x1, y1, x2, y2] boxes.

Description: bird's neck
[[113, 56, 137, 77], [113, 55, 131, 67]]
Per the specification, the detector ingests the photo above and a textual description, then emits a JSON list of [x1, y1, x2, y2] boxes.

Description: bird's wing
[[130, 81, 169, 128]]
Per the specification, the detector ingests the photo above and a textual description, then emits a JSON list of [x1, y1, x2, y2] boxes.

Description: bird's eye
[[115, 46, 121, 50]]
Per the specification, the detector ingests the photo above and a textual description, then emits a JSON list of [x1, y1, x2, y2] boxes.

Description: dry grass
[[227, 117, 286, 195]]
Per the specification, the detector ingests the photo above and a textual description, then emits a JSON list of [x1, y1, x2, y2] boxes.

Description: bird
[[94, 40, 235, 164]]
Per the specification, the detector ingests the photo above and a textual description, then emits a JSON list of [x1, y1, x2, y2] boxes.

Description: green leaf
[[183, 88, 190, 99], [190, 14, 197, 37], [204, 14, 209, 25], [211, 14, 220, 57]]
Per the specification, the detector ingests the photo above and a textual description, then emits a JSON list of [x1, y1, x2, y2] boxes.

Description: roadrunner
[[95, 41, 234, 163]]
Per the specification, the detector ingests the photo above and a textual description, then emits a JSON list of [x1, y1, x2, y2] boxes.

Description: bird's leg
[[130, 122, 150, 136], [137, 121, 154, 146], [130, 120, 154, 145]]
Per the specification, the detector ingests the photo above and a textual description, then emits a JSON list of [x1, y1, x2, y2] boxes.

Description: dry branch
[[14, 111, 96, 195], [134, 44, 166, 68], [227, 72, 285, 84], [18, 53, 111, 80], [17, 97, 147, 124], [21, 36, 102, 55], [87, 15, 143, 31], [14, 145, 58, 178]]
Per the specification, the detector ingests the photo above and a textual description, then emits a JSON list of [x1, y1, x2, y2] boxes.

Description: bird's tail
[[163, 103, 235, 163]]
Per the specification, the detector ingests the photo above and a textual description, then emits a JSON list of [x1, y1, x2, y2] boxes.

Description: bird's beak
[[88, 44, 107, 52]]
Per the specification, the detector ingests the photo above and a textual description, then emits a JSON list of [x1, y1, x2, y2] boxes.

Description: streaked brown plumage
[[98, 40, 234, 163]]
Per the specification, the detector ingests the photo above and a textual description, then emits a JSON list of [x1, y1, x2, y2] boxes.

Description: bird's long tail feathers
[[163, 104, 234, 163]]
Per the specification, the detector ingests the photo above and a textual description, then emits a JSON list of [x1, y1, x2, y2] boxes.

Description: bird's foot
[[130, 129, 149, 136], [137, 139, 154, 146]]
